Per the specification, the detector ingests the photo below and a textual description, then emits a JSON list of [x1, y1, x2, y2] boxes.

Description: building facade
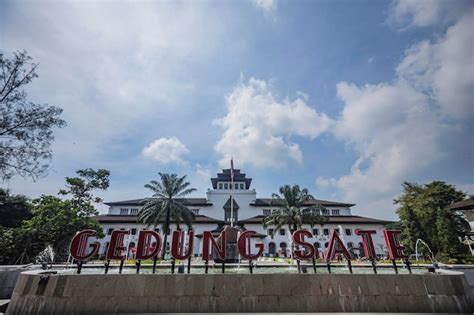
[[94, 169, 391, 259]]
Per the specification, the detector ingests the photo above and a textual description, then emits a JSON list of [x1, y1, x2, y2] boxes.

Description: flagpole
[[230, 157, 234, 227]]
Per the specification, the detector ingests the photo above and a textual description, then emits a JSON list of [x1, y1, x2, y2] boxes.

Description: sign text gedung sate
[[69, 228, 408, 262]]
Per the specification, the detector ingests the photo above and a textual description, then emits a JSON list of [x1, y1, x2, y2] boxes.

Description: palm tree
[[264, 185, 325, 264], [264, 184, 317, 233], [138, 173, 196, 259], [302, 204, 329, 228]]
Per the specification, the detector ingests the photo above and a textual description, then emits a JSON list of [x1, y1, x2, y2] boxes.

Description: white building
[[94, 169, 391, 258]]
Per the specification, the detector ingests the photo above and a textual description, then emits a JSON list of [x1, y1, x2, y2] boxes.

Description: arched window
[[128, 242, 136, 259], [279, 242, 288, 258], [324, 242, 329, 248], [268, 242, 276, 255], [314, 242, 320, 248]]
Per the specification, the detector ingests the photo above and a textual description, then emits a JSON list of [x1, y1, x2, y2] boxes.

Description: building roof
[[448, 197, 474, 211], [194, 223, 267, 238], [223, 197, 239, 210], [238, 215, 392, 225], [104, 197, 353, 208], [104, 198, 212, 207], [93, 214, 223, 224], [211, 169, 252, 189], [250, 198, 355, 208]]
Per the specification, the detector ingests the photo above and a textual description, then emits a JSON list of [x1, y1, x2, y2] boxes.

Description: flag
[[230, 157, 234, 180]]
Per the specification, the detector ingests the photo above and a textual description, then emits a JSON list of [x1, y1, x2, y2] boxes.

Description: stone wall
[[0, 268, 29, 299], [6, 271, 474, 314]]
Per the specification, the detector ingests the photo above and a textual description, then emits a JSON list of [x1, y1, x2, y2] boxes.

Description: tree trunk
[[161, 204, 171, 259]]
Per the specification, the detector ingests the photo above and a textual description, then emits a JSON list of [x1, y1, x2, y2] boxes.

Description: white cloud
[[387, 0, 470, 28], [1, 1, 226, 163], [396, 12, 474, 119], [196, 163, 212, 181], [319, 9, 474, 218], [251, 0, 278, 12], [142, 137, 189, 165], [214, 77, 333, 169], [328, 81, 441, 207]]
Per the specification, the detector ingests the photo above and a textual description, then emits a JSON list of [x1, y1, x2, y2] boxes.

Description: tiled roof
[[211, 169, 252, 189], [239, 215, 391, 225], [250, 198, 355, 208], [93, 214, 222, 224], [105, 197, 354, 208], [104, 198, 212, 207], [448, 197, 474, 210], [223, 197, 239, 210]]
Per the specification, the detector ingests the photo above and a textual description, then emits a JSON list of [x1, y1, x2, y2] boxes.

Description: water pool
[[59, 264, 426, 275]]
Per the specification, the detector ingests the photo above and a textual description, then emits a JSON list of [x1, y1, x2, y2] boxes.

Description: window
[[322, 209, 329, 215], [224, 183, 228, 189], [331, 209, 340, 216], [107, 228, 113, 235], [279, 229, 285, 236], [268, 228, 274, 236], [154, 228, 160, 233], [219, 183, 223, 189], [334, 228, 340, 234], [235, 183, 239, 189], [345, 229, 352, 236], [130, 208, 139, 215], [323, 228, 329, 235], [263, 209, 272, 216], [225, 207, 238, 223], [314, 242, 320, 248], [347, 242, 354, 248], [324, 242, 329, 248], [268, 242, 276, 255], [191, 209, 200, 215], [131, 228, 137, 235], [312, 228, 319, 236], [120, 208, 129, 215], [240, 183, 244, 189]]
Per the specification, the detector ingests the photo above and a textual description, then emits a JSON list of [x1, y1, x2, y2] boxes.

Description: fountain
[[36, 245, 55, 270], [415, 239, 435, 263]]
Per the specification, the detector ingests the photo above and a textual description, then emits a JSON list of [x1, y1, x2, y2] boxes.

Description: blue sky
[[1, 0, 473, 220]]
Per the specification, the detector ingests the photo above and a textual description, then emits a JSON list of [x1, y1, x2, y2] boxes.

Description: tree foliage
[[138, 173, 196, 259], [0, 188, 32, 228], [263, 184, 326, 233], [395, 181, 469, 260], [0, 168, 109, 264], [0, 51, 66, 181], [59, 168, 110, 210]]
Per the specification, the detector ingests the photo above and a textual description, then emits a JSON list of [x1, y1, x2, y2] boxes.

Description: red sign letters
[[70, 228, 406, 262]]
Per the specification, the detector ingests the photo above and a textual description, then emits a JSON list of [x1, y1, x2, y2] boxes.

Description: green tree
[[404, 206, 425, 253], [0, 188, 32, 228], [395, 181, 468, 259], [436, 206, 468, 260], [138, 173, 196, 259], [302, 204, 329, 228], [0, 168, 110, 264], [0, 51, 66, 181], [59, 168, 110, 210], [264, 185, 320, 233], [18, 196, 103, 263]]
